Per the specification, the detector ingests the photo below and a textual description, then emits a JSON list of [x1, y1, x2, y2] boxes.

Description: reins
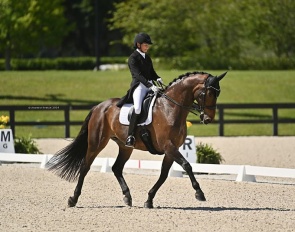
[[158, 90, 201, 116], [156, 79, 218, 117]]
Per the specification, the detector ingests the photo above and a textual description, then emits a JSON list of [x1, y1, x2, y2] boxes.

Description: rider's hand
[[150, 85, 160, 93], [157, 78, 164, 84]]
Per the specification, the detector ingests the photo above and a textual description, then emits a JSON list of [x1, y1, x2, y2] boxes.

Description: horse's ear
[[206, 75, 216, 87], [217, 71, 227, 81]]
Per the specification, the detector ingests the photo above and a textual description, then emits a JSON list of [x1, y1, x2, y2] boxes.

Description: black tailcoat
[[117, 50, 160, 107]]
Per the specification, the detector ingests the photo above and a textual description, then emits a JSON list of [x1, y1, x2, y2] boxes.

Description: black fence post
[[9, 109, 15, 137], [64, 106, 70, 138], [272, 107, 278, 136], [218, 107, 224, 136]]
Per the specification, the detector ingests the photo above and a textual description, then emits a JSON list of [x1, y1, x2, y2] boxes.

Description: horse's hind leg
[[68, 138, 110, 207], [111, 145, 133, 206], [144, 155, 174, 208], [68, 152, 96, 207]]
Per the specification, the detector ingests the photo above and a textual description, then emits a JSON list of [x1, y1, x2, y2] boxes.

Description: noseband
[[196, 84, 220, 112]]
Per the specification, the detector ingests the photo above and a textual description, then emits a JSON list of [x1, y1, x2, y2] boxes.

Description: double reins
[[155, 79, 218, 117]]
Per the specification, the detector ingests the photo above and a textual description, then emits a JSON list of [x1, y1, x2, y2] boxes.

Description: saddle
[[119, 92, 163, 155], [119, 92, 156, 126]]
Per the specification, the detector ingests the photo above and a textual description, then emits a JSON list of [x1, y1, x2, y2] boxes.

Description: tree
[[109, 0, 248, 60], [244, 0, 295, 58], [0, 0, 70, 70], [60, 0, 125, 59], [109, 0, 295, 69], [109, 0, 195, 57]]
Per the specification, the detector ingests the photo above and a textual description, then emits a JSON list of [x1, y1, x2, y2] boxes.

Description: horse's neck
[[165, 82, 194, 107], [161, 82, 194, 120]]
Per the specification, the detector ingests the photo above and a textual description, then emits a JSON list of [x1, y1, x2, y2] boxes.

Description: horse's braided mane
[[165, 71, 211, 90]]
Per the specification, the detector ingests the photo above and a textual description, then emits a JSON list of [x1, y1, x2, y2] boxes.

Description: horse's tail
[[45, 109, 93, 182]]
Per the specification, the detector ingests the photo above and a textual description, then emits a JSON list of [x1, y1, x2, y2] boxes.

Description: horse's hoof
[[68, 197, 77, 207], [123, 196, 132, 207], [195, 189, 206, 201], [144, 201, 153, 209]]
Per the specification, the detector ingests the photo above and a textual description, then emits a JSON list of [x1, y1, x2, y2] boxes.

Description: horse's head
[[193, 72, 227, 124], [162, 71, 227, 125]]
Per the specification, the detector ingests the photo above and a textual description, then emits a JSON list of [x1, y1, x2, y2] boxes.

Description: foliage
[[0, 0, 71, 69], [1, 0, 294, 71], [196, 142, 224, 164], [242, 0, 295, 58], [14, 135, 41, 154], [60, 0, 124, 57], [0, 115, 9, 129], [109, 0, 295, 65]]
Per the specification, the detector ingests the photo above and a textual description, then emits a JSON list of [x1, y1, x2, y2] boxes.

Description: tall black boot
[[125, 112, 140, 148]]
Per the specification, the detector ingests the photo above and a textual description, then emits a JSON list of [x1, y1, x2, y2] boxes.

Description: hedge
[[0, 57, 128, 71], [0, 56, 294, 70], [153, 56, 295, 70]]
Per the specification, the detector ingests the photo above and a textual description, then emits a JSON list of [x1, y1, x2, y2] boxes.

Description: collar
[[136, 49, 146, 58]]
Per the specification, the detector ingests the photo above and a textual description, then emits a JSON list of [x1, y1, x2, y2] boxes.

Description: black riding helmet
[[133, 33, 153, 49]]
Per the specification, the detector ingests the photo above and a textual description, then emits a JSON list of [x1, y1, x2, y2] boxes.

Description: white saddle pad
[[119, 95, 157, 126]]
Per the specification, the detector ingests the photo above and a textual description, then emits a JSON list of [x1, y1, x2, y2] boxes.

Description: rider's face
[[137, 43, 150, 53]]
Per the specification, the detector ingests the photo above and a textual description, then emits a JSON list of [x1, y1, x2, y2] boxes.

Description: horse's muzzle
[[200, 113, 212, 124]]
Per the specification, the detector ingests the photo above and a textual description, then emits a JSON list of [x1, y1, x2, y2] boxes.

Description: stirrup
[[125, 135, 135, 148]]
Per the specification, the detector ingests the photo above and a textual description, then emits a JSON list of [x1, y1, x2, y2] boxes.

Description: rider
[[117, 32, 163, 147]]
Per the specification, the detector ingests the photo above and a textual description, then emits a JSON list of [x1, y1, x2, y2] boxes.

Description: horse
[[46, 71, 227, 208]]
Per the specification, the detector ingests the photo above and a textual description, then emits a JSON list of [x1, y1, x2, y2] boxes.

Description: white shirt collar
[[136, 49, 146, 58]]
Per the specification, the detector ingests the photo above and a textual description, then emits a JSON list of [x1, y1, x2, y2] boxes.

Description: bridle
[[156, 76, 220, 118]]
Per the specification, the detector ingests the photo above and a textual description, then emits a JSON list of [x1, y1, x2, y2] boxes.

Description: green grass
[[1, 70, 295, 137]]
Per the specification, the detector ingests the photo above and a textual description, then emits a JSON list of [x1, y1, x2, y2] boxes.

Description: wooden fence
[[1, 103, 295, 137]]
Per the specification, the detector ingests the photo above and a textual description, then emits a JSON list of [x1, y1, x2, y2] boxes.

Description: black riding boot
[[125, 113, 140, 148]]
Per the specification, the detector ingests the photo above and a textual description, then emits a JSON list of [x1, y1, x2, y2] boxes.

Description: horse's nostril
[[201, 115, 212, 124], [204, 118, 212, 124]]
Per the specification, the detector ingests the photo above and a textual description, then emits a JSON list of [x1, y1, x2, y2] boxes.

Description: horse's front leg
[[112, 146, 133, 206], [167, 145, 206, 202], [144, 155, 174, 208]]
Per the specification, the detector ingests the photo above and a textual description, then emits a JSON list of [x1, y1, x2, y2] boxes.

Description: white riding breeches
[[133, 82, 150, 114]]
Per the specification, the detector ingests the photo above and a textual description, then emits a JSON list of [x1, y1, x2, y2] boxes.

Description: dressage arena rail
[[0, 153, 294, 182], [0, 103, 295, 137]]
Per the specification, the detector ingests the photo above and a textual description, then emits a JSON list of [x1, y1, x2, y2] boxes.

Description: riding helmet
[[134, 33, 153, 48]]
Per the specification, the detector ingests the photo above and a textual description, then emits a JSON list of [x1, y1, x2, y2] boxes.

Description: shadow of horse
[[159, 206, 294, 212], [75, 205, 294, 212]]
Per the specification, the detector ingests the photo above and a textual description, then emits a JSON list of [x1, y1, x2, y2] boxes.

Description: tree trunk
[[5, 33, 11, 71], [5, 45, 11, 71]]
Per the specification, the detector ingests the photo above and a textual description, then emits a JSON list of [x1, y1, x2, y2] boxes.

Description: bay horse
[[46, 71, 227, 208]]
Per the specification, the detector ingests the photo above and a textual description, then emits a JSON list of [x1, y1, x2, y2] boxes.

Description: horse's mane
[[165, 71, 211, 90]]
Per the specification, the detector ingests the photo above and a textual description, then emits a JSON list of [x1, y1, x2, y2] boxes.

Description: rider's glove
[[157, 78, 164, 84], [150, 85, 160, 93]]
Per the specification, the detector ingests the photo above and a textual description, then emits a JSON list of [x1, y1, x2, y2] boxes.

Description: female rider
[[117, 33, 163, 147]]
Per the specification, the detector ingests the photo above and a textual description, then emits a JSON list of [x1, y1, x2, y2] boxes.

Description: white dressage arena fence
[[0, 153, 294, 182]]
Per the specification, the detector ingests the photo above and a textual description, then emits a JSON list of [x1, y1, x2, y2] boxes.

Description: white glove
[[150, 85, 160, 93], [157, 78, 164, 84]]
